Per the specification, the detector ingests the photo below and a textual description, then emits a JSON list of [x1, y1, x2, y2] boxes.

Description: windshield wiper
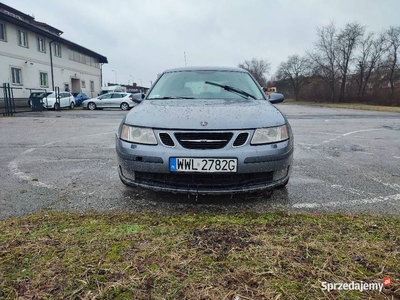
[[148, 96, 195, 99], [204, 81, 256, 99]]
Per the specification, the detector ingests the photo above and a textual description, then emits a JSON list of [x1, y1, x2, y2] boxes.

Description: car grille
[[233, 132, 249, 147], [134, 171, 274, 189], [159, 133, 175, 147], [174, 132, 233, 149]]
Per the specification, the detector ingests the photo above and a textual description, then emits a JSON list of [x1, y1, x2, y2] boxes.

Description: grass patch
[[284, 99, 400, 113], [0, 211, 399, 299]]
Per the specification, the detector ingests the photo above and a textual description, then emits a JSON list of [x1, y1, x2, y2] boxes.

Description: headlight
[[251, 125, 289, 145], [120, 125, 157, 145]]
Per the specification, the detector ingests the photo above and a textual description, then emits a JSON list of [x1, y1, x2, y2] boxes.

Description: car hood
[[124, 99, 287, 130]]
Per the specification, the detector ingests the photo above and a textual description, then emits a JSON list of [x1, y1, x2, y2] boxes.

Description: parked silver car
[[116, 66, 293, 194], [82, 92, 136, 110]]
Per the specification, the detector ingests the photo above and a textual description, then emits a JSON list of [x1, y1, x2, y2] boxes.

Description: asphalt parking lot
[[1, 104, 399, 220]]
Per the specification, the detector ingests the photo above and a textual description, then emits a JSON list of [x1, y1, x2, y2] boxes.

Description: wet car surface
[[116, 67, 293, 194], [0, 105, 399, 220]]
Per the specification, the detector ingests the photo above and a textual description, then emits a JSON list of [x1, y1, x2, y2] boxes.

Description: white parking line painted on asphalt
[[8, 131, 115, 190], [330, 184, 377, 197], [369, 177, 400, 191], [341, 129, 382, 136], [8, 159, 54, 189], [292, 174, 399, 209], [320, 128, 382, 145], [293, 193, 400, 209]]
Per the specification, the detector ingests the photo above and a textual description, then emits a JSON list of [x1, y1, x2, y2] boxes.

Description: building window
[[69, 49, 99, 68], [37, 37, 45, 52], [17, 30, 28, 47], [90, 80, 94, 92], [11, 67, 22, 84], [54, 43, 61, 57], [40, 72, 48, 87], [81, 80, 86, 88], [0, 23, 5, 41]]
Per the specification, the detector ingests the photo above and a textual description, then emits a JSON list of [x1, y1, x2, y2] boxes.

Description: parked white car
[[82, 92, 137, 110], [42, 92, 75, 110]]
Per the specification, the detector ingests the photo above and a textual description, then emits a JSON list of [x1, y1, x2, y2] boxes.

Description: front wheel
[[69, 102, 75, 109], [54, 102, 60, 110], [120, 102, 129, 111], [88, 102, 97, 110]]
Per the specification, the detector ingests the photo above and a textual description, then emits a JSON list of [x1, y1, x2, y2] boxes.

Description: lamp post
[[111, 70, 117, 84]]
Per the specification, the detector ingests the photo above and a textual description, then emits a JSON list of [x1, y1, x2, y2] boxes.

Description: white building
[[0, 3, 108, 100]]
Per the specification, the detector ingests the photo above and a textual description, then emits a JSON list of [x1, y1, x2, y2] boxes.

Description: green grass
[[0, 211, 398, 299], [284, 99, 400, 113]]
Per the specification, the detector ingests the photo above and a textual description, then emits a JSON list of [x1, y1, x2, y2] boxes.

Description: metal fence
[[1, 84, 51, 115], [1, 83, 16, 116]]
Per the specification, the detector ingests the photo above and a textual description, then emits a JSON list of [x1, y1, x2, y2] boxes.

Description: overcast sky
[[5, 0, 400, 88]]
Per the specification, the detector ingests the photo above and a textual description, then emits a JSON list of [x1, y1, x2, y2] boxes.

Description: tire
[[120, 102, 129, 111], [88, 102, 97, 110], [54, 102, 60, 110], [69, 102, 75, 109]]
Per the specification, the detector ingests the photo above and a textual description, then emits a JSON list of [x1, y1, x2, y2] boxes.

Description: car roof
[[162, 66, 248, 73], [100, 92, 128, 96]]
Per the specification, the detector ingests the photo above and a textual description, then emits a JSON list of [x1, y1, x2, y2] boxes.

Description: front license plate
[[170, 158, 237, 173]]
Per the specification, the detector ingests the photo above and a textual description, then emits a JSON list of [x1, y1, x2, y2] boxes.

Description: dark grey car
[[116, 67, 293, 194]]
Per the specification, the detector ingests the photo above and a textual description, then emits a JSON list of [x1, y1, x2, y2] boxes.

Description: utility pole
[[111, 70, 117, 84], [49, 40, 55, 90]]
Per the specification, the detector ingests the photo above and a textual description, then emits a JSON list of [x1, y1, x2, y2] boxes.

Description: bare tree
[[238, 58, 270, 86], [383, 26, 400, 97], [335, 22, 365, 102], [308, 21, 340, 102], [276, 55, 311, 101], [354, 32, 387, 100]]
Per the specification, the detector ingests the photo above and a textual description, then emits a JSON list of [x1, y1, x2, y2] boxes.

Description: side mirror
[[268, 93, 284, 104], [141, 93, 145, 99]]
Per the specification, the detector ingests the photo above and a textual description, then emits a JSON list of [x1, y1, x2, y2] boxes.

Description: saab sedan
[[116, 67, 293, 194]]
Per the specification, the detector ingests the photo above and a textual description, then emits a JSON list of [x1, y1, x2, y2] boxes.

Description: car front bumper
[[116, 133, 293, 194], [42, 100, 55, 109]]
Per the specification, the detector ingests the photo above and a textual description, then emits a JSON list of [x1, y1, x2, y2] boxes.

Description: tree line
[[239, 21, 400, 106]]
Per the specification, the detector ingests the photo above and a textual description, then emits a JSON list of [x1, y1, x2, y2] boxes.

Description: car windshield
[[147, 70, 264, 100]]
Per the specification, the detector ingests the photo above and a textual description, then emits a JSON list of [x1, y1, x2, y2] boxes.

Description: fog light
[[122, 167, 135, 180], [273, 168, 287, 180]]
